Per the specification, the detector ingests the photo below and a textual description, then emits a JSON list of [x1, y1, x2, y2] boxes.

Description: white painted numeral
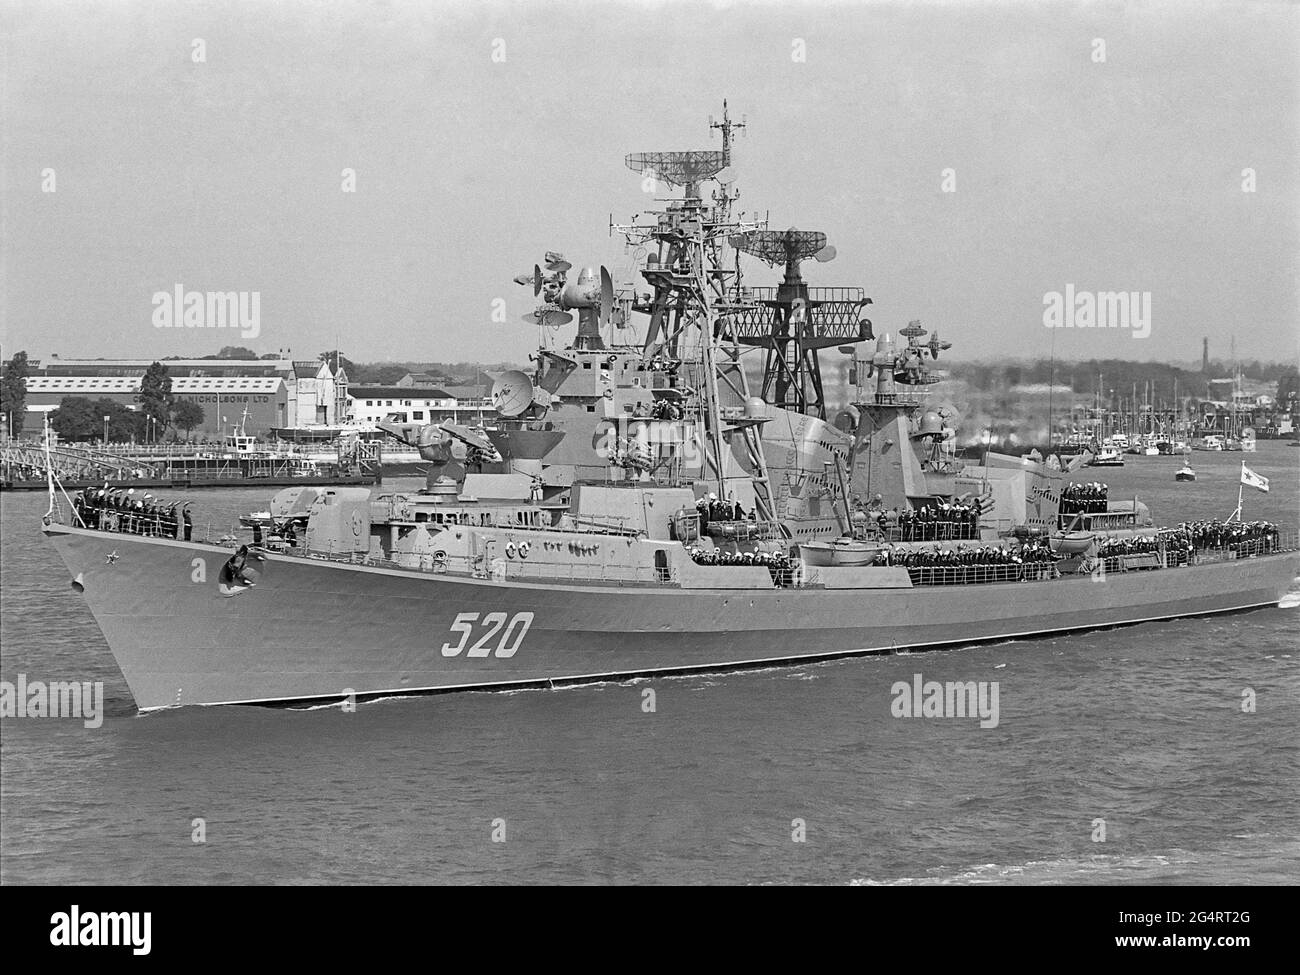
[[468, 612, 507, 657], [441, 611, 534, 658], [496, 612, 533, 658], [441, 612, 478, 656]]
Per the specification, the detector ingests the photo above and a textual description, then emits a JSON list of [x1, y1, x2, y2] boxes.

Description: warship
[[41, 105, 1299, 710]]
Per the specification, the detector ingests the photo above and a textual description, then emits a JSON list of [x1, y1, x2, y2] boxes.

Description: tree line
[[949, 358, 1299, 406], [2, 352, 205, 442]]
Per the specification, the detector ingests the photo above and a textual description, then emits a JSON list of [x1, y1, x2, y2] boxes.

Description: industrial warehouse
[[6, 355, 499, 440], [12, 356, 345, 438]]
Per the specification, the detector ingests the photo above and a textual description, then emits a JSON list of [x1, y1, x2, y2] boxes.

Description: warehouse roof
[[25, 376, 285, 394], [348, 386, 454, 398]]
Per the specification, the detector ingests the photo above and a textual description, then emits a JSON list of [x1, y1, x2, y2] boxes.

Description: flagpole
[[1228, 460, 1244, 523], [43, 414, 56, 525]]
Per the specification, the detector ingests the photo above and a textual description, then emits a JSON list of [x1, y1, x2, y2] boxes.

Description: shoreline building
[[347, 385, 495, 426], [16, 356, 347, 438]]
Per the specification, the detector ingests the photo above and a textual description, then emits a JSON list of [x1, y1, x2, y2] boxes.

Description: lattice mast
[[727, 228, 875, 419], [613, 102, 781, 527]]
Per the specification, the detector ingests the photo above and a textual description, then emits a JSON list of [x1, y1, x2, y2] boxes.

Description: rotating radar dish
[[491, 370, 536, 418], [624, 150, 727, 191], [732, 228, 832, 267]]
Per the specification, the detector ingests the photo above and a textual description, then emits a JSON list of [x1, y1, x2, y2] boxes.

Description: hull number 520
[[441, 612, 534, 658]]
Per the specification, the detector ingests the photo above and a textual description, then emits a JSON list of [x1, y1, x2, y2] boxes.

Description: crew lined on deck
[[1060, 482, 1109, 515], [1092, 520, 1281, 565], [1179, 519, 1280, 554], [1096, 535, 1164, 559], [688, 546, 793, 583], [72, 486, 192, 540], [695, 493, 750, 532], [872, 540, 1059, 582], [893, 500, 981, 541]]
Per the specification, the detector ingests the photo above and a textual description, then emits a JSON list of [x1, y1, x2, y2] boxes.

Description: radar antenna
[[624, 151, 727, 200], [726, 227, 872, 417]]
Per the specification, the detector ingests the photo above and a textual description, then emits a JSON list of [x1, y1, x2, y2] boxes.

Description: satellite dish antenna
[[599, 265, 614, 325], [491, 370, 536, 418], [521, 308, 573, 328]]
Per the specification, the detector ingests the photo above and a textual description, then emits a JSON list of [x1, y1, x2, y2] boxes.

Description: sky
[[2, 0, 1298, 367]]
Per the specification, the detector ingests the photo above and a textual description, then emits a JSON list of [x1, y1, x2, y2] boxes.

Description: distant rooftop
[[349, 385, 454, 399], [26, 376, 286, 394]]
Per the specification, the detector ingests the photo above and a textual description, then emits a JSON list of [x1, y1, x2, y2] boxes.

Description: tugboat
[[39, 105, 1300, 711]]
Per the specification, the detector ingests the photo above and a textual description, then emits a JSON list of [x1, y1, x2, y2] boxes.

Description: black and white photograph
[[1, 0, 1297, 912]]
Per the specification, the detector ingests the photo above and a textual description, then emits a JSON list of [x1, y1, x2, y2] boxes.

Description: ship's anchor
[[218, 544, 265, 597]]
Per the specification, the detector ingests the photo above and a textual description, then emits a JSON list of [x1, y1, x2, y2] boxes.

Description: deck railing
[[305, 549, 668, 586], [902, 563, 1061, 586]]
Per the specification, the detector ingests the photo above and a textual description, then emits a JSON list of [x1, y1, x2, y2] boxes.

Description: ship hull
[[45, 525, 1299, 711]]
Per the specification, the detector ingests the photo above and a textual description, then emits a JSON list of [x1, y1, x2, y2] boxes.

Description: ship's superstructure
[[39, 105, 1299, 710]]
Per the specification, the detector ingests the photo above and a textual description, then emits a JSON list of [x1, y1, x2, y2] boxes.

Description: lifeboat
[[1050, 531, 1095, 556], [799, 537, 880, 567]]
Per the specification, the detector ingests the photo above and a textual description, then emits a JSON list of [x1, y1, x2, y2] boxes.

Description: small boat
[[799, 537, 880, 567], [1051, 530, 1096, 556], [1089, 448, 1125, 467], [1175, 465, 1196, 482], [1194, 435, 1225, 451]]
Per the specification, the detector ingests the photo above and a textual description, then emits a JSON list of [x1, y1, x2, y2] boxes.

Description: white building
[[347, 386, 492, 425], [30, 356, 347, 435]]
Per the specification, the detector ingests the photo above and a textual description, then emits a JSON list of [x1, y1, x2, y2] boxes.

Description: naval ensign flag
[[1241, 463, 1270, 493]]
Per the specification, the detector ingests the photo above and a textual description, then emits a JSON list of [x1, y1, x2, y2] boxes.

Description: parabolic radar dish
[[491, 370, 535, 418]]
